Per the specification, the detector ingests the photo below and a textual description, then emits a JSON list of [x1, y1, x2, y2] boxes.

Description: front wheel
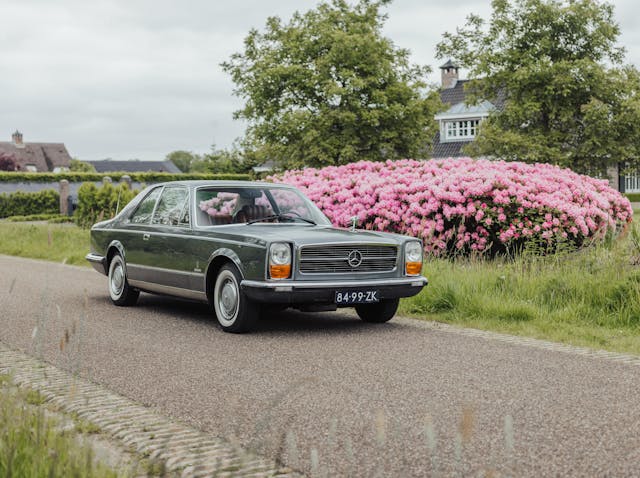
[[213, 264, 259, 333], [108, 253, 139, 306], [355, 298, 399, 323]]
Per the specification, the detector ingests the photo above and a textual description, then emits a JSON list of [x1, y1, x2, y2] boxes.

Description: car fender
[[107, 240, 126, 262], [205, 248, 245, 295]]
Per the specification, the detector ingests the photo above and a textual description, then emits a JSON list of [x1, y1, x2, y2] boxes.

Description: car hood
[[204, 224, 408, 247]]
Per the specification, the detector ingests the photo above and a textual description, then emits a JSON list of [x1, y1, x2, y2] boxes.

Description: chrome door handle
[[143, 233, 150, 241]]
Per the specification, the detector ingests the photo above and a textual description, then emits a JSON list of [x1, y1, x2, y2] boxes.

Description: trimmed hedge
[[625, 193, 640, 202], [0, 190, 59, 218], [5, 213, 74, 223], [0, 172, 250, 183], [75, 182, 138, 229]]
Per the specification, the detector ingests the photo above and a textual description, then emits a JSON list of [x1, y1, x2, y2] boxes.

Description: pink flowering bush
[[270, 158, 633, 256]]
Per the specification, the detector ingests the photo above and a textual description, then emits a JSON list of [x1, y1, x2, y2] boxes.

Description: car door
[[146, 186, 199, 294], [120, 185, 163, 283]]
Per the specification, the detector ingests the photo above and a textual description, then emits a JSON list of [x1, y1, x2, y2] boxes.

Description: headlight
[[269, 243, 292, 279], [405, 241, 423, 275]]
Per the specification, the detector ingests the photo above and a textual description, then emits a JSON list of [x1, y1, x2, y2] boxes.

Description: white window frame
[[444, 119, 480, 141], [624, 165, 640, 193]]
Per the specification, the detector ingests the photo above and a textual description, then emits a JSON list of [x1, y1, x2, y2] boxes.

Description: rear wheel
[[108, 253, 139, 306], [213, 264, 259, 333], [355, 298, 399, 323]]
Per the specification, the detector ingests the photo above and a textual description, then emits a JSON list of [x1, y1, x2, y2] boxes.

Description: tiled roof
[[429, 80, 505, 159], [87, 160, 182, 174], [431, 132, 473, 158], [0, 142, 71, 171]]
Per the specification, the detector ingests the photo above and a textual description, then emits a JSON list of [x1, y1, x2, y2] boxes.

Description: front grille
[[299, 244, 398, 274]]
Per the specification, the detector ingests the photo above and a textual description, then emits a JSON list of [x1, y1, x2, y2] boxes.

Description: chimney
[[12, 130, 23, 146], [439, 59, 459, 89]]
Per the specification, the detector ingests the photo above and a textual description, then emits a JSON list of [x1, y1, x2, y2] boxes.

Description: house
[[0, 131, 72, 172], [87, 159, 182, 174], [431, 60, 503, 159], [430, 60, 638, 193]]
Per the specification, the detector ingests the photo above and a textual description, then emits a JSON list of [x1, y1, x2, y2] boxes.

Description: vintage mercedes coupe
[[86, 181, 427, 333]]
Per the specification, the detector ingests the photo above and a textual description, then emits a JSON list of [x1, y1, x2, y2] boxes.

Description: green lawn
[[0, 222, 90, 266], [1, 219, 639, 355]]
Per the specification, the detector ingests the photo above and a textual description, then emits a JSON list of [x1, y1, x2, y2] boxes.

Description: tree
[[437, 0, 640, 175], [222, 0, 441, 169], [165, 150, 201, 173], [0, 152, 18, 171], [191, 145, 252, 174], [69, 158, 96, 172]]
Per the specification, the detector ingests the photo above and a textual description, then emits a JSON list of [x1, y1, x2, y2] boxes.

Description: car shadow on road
[[130, 293, 403, 336]]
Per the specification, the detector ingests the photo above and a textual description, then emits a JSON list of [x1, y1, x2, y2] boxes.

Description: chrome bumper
[[241, 276, 427, 304], [85, 253, 107, 275]]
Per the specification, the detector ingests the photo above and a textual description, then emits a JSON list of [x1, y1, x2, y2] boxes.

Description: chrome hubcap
[[220, 279, 238, 319], [110, 263, 124, 296]]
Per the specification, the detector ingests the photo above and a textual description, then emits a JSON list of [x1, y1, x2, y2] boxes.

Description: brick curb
[[0, 343, 302, 478]]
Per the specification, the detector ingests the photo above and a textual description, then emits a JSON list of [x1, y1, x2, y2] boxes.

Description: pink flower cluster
[[199, 192, 238, 217], [270, 158, 633, 256]]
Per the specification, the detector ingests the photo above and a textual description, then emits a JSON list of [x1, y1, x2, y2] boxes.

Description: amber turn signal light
[[270, 264, 291, 279], [405, 262, 422, 275]]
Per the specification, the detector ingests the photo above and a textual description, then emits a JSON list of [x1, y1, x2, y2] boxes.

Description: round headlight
[[405, 241, 422, 263], [270, 243, 291, 265]]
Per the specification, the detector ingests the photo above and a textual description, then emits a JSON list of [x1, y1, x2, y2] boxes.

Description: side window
[[152, 187, 189, 226], [129, 187, 162, 224]]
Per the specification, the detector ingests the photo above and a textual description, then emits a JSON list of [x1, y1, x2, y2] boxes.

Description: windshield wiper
[[246, 214, 316, 225]]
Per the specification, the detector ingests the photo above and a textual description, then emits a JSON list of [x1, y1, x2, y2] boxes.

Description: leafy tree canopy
[[166, 150, 201, 173], [69, 158, 96, 172], [166, 146, 251, 174], [437, 0, 640, 174], [223, 0, 441, 169]]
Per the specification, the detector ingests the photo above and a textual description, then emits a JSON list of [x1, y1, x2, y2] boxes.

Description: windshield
[[195, 186, 331, 227]]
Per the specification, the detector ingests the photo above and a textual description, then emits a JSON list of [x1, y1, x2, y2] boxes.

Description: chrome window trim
[[106, 228, 266, 249]]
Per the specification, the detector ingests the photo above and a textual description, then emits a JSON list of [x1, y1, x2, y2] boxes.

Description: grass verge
[[0, 373, 118, 478], [1, 219, 639, 354], [0, 222, 89, 266], [401, 213, 640, 355]]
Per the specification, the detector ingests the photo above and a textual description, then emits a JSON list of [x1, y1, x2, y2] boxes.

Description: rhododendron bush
[[271, 158, 632, 256]]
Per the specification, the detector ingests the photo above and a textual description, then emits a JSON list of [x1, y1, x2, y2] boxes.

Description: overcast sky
[[1, 0, 638, 161]]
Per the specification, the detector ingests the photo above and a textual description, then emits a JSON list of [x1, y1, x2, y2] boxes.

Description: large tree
[[437, 0, 640, 175], [222, 0, 440, 169]]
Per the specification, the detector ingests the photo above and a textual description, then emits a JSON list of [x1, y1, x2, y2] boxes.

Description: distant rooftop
[[87, 159, 181, 174]]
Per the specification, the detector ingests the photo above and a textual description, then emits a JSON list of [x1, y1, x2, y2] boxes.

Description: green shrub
[[5, 213, 72, 223], [75, 182, 138, 228], [625, 193, 640, 202], [0, 190, 59, 218], [0, 172, 250, 183]]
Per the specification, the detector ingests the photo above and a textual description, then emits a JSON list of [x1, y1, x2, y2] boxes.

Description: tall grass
[[0, 223, 89, 266], [0, 374, 118, 478], [401, 218, 640, 354]]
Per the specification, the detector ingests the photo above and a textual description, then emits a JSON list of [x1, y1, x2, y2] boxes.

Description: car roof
[[154, 180, 295, 188]]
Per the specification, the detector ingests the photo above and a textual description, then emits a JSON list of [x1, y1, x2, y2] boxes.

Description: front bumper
[[85, 253, 107, 275], [241, 276, 428, 305]]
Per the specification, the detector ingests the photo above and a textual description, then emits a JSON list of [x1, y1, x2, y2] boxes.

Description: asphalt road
[[1, 255, 640, 477]]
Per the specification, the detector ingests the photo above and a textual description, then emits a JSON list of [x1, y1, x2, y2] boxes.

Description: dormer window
[[445, 119, 480, 140]]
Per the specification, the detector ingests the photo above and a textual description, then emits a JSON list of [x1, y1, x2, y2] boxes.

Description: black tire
[[108, 253, 139, 306], [213, 264, 259, 333], [355, 298, 399, 323]]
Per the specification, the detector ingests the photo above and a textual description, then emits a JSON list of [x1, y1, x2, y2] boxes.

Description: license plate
[[335, 290, 379, 305]]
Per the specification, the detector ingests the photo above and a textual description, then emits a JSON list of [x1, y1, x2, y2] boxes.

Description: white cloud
[[0, 0, 637, 160]]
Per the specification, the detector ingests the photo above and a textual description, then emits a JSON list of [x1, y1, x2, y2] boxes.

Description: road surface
[[1, 255, 639, 477]]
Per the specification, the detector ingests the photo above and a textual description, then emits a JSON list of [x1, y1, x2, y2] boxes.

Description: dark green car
[[86, 181, 427, 333]]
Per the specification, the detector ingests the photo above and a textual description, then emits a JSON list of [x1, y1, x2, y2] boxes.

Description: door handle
[[143, 233, 150, 241]]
